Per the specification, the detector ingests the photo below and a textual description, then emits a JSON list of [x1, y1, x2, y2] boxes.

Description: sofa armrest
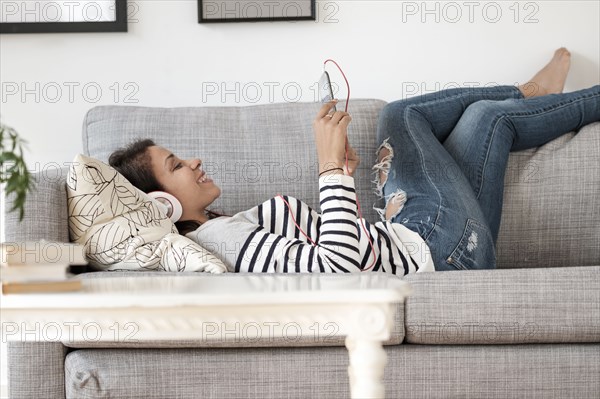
[[4, 167, 70, 243], [7, 342, 69, 399]]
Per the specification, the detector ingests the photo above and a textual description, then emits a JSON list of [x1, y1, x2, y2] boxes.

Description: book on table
[[0, 241, 87, 294]]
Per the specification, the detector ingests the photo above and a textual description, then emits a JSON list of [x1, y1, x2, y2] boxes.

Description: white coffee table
[[1, 273, 411, 398]]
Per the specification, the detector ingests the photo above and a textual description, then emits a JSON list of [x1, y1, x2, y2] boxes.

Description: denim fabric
[[376, 85, 600, 271]]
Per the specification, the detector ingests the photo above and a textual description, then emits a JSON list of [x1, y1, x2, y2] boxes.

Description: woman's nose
[[190, 158, 202, 170]]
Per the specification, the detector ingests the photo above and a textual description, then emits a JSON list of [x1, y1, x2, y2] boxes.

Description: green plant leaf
[[0, 122, 34, 221]]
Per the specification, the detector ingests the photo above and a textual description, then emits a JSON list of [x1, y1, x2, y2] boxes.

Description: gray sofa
[[5, 99, 600, 398]]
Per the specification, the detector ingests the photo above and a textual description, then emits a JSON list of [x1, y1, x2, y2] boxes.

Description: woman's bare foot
[[519, 47, 571, 98]]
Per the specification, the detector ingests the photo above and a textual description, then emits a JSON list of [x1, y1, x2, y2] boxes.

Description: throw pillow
[[66, 154, 226, 273]]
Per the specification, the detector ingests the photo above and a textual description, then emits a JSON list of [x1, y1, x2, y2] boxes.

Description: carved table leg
[[345, 336, 388, 399]]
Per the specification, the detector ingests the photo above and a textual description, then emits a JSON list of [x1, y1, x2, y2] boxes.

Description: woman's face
[[147, 146, 221, 221]]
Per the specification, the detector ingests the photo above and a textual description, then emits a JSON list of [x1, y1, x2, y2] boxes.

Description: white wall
[[1, 1, 599, 171]]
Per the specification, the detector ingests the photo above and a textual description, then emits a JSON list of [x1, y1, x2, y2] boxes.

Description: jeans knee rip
[[373, 139, 407, 222], [373, 138, 394, 197]]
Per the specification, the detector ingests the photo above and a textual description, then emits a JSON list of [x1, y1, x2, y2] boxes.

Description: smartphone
[[318, 71, 336, 112]]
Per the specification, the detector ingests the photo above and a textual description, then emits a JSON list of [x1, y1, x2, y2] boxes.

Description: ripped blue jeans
[[374, 85, 600, 271]]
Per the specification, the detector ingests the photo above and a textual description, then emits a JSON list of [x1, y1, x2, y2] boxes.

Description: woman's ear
[[148, 191, 183, 222]]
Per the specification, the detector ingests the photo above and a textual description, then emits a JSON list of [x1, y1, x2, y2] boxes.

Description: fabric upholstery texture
[[66, 154, 226, 273], [63, 344, 600, 399], [7, 342, 68, 399], [403, 266, 600, 344], [495, 123, 600, 268], [385, 344, 600, 399], [4, 167, 71, 243]]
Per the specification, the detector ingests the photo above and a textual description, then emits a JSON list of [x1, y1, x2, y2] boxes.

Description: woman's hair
[[108, 138, 217, 234], [108, 138, 162, 193]]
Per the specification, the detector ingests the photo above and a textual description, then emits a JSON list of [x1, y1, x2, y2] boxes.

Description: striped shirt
[[187, 174, 435, 276]]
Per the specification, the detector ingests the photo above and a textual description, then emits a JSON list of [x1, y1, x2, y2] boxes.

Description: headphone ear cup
[[148, 191, 183, 223]]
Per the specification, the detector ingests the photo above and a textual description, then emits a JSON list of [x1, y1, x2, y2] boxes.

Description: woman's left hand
[[344, 140, 360, 177]]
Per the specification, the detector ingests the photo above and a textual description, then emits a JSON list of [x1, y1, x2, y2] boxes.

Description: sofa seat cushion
[[65, 346, 352, 399], [403, 266, 600, 344], [64, 344, 600, 399], [61, 271, 405, 348]]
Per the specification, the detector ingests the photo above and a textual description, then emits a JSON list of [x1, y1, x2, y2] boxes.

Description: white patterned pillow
[[66, 154, 226, 273]]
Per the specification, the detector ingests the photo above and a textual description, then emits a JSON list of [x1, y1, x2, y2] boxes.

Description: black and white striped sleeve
[[316, 174, 361, 272], [233, 174, 362, 273]]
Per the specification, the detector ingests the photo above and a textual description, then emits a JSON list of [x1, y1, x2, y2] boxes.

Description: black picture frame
[[198, 0, 315, 23], [0, 0, 128, 34]]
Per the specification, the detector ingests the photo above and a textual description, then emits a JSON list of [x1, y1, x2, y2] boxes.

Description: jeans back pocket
[[446, 218, 496, 270]]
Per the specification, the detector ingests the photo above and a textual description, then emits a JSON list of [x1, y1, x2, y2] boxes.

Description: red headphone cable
[[277, 59, 377, 272]]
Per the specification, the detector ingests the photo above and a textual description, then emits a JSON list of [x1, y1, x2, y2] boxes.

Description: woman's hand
[[313, 100, 353, 176], [344, 140, 361, 177]]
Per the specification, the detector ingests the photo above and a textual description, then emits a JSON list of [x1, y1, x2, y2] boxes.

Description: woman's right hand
[[312, 100, 352, 175]]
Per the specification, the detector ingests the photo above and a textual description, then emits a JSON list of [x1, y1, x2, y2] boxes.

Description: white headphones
[[148, 191, 183, 223]]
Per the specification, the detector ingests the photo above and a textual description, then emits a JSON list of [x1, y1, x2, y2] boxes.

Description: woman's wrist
[[319, 167, 344, 177], [319, 160, 344, 175]]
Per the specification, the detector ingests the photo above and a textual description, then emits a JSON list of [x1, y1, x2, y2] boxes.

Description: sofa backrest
[[82, 103, 600, 269], [82, 100, 384, 223], [495, 122, 600, 268]]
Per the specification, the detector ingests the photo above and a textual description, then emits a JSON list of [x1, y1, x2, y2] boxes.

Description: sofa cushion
[[66, 154, 226, 273], [3, 167, 71, 243], [7, 342, 68, 399], [64, 344, 600, 399], [65, 346, 353, 399], [496, 122, 600, 268], [403, 266, 600, 344]]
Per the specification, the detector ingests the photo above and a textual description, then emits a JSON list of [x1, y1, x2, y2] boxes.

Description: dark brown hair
[[108, 138, 217, 234], [108, 138, 161, 193]]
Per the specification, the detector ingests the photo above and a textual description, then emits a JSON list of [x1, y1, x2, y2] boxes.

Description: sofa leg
[[345, 336, 388, 398]]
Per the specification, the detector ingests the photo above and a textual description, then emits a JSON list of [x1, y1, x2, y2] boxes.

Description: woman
[[109, 48, 600, 275]]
